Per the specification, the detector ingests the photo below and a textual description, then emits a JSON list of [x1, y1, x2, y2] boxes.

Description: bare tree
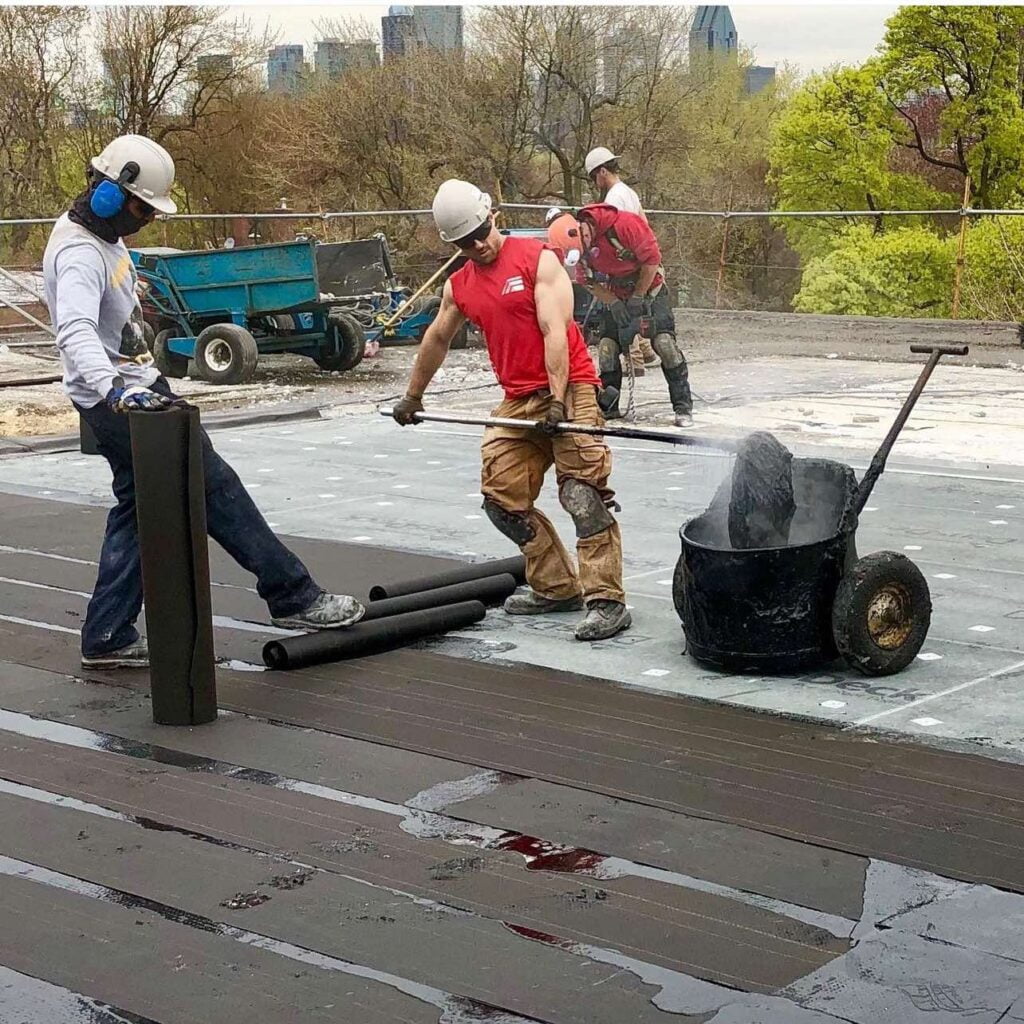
[[0, 6, 88, 257], [83, 6, 273, 145]]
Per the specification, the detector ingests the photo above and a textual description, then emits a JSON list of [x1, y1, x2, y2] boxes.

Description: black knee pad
[[558, 478, 615, 539], [597, 337, 621, 373], [482, 499, 536, 546], [652, 332, 684, 370]]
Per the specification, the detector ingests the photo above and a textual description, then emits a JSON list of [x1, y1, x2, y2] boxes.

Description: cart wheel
[[317, 312, 364, 372], [832, 551, 931, 676], [194, 323, 258, 385], [153, 329, 189, 379]]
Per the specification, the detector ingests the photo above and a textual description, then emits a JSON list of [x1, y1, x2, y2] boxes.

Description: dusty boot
[[574, 600, 631, 641], [639, 336, 659, 366], [598, 386, 622, 420], [674, 412, 694, 428], [272, 592, 365, 630], [82, 638, 149, 670], [504, 589, 584, 615]]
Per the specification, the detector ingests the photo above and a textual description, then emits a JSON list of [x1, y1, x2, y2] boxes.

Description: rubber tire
[[193, 323, 258, 385], [315, 312, 365, 372], [832, 551, 931, 676], [153, 328, 189, 379]]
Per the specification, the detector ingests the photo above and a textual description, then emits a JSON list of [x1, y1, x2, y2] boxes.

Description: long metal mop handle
[[852, 343, 969, 514], [378, 406, 738, 452]]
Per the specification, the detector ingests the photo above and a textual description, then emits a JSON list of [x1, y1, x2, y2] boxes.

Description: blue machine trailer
[[132, 240, 366, 385]]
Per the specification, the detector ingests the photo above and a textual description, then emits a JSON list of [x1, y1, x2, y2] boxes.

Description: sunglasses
[[126, 194, 157, 219], [452, 219, 492, 249]]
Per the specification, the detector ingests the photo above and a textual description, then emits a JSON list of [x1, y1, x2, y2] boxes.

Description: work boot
[[597, 385, 622, 420], [81, 638, 149, 670], [272, 592, 365, 631], [504, 590, 584, 615], [574, 600, 632, 641], [674, 412, 694, 428]]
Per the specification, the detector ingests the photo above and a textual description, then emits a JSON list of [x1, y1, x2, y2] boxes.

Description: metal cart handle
[[852, 343, 969, 515]]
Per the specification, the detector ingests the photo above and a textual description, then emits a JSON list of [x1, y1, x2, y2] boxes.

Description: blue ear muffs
[[89, 161, 141, 218]]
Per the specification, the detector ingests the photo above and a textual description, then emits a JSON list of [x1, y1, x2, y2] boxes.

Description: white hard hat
[[585, 146, 618, 176], [91, 134, 177, 215], [544, 206, 564, 226], [432, 179, 492, 243]]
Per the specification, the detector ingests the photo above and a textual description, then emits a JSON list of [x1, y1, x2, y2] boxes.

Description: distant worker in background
[[585, 146, 659, 373], [43, 134, 365, 669], [392, 180, 630, 642], [577, 200, 694, 427]]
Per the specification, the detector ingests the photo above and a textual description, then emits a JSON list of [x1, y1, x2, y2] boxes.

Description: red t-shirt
[[450, 237, 600, 399]]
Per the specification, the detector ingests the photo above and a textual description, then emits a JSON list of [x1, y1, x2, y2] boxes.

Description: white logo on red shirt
[[501, 276, 525, 296]]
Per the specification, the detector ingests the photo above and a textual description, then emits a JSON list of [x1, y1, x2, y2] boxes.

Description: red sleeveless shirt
[[450, 237, 599, 399]]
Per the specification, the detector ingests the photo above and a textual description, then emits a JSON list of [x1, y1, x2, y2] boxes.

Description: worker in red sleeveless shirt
[[392, 180, 630, 642]]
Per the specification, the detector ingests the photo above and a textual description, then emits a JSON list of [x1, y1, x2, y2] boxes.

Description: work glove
[[540, 398, 566, 436], [625, 296, 648, 319], [105, 384, 174, 414], [608, 300, 632, 330], [392, 394, 424, 426]]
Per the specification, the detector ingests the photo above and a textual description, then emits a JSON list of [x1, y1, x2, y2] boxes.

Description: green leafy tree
[[769, 64, 947, 260], [793, 225, 953, 317], [959, 217, 1024, 321], [879, 5, 1024, 210]]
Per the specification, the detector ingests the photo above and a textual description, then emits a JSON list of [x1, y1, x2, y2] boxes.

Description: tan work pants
[[480, 383, 624, 605]]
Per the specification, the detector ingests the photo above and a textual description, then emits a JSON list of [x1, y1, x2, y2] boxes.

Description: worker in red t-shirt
[[577, 203, 694, 428], [391, 180, 629, 642]]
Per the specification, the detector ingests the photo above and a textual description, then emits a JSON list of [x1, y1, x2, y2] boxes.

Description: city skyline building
[[267, 43, 305, 93]]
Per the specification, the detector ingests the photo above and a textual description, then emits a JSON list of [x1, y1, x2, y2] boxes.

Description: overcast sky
[[233, 3, 900, 76]]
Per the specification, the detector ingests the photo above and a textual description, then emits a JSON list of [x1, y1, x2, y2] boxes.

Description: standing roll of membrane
[[369, 555, 526, 601], [263, 600, 487, 671], [130, 405, 217, 725]]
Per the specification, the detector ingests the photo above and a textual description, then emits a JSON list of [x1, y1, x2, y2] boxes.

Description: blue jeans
[[75, 379, 321, 657]]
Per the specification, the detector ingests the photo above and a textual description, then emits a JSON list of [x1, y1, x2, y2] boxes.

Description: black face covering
[[68, 184, 150, 243]]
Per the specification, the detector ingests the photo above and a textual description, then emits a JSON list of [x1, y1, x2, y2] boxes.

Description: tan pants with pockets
[[480, 383, 624, 605]]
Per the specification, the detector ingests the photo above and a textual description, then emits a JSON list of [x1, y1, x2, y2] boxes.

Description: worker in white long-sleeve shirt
[[42, 134, 364, 669]]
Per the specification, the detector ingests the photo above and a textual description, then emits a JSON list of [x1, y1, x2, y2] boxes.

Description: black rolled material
[[369, 555, 526, 601], [129, 406, 217, 725], [361, 574, 517, 621], [263, 600, 487, 671]]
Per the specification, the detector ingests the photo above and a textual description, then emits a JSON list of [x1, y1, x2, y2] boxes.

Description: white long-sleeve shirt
[[42, 214, 158, 407]]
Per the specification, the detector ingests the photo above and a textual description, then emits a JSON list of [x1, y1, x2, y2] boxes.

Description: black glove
[[392, 394, 424, 426], [608, 300, 632, 330], [625, 296, 647, 319], [541, 398, 566, 436], [105, 384, 174, 414]]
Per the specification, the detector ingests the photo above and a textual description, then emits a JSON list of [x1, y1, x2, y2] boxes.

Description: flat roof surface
[[2, 353, 1023, 1021]]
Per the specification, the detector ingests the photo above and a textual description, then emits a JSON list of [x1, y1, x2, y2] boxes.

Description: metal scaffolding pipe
[[7, 206, 1024, 227]]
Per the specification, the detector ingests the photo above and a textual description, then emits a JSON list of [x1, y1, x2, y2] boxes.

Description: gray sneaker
[[504, 590, 584, 615], [674, 412, 694, 428], [81, 638, 149, 670], [574, 600, 632, 641], [272, 592, 365, 631]]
